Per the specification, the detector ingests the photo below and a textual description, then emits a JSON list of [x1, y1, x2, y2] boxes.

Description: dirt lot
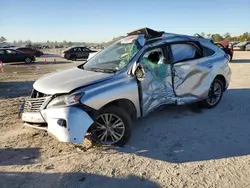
[[1, 51, 250, 188]]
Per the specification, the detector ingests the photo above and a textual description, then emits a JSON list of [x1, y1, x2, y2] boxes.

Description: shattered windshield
[[82, 36, 141, 73]]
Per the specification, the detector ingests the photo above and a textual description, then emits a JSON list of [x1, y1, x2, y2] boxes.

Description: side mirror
[[132, 63, 145, 82]]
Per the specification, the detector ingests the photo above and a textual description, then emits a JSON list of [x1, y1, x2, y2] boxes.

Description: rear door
[[169, 41, 211, 100], [5, 49, 22, 62], [81, 47, 90, 59]]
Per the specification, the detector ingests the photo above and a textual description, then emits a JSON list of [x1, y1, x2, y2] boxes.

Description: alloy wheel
[[25, 58, 31, 63], [206, 81, 222, 106], [93, 113, 125, 145]]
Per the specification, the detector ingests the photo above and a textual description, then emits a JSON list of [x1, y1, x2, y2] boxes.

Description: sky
[[0, 0, 250, 43]]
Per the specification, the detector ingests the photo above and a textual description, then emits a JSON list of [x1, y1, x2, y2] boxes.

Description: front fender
[[80, 74, 141, 118]]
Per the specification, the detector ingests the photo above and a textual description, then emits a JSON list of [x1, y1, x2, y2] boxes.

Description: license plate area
[[22, 112, 45, 123]]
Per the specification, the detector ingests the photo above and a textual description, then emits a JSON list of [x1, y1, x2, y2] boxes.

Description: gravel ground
[[0, 51, 250, 188]]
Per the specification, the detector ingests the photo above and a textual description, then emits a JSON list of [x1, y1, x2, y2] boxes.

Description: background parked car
[[61, 46, 97, 60], [0, 48, 35, 63], [246, 44, 250, 51], [215, 41, 234, 61], [234, 41, 250, 51], [14, 47, 44, 57], [230, 41, 240, 47]]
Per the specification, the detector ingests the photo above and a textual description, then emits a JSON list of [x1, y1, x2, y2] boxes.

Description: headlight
[[47, 93, 84, 108]]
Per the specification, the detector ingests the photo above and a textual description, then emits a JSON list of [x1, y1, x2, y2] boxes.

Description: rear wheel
[[202, 79, 224, 108], [24, 57, 32, 64], [89, 105, 132, 146]]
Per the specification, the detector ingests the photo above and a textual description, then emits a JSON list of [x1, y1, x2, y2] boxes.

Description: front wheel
[[24, 57, 32, 64], [70, 55, 77, 61], [89, 105, 132, 146], [201, 79, 224, 108]]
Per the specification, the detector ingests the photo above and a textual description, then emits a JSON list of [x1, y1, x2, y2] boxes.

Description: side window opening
[[139, 48, 169, 80], [73, 48, 80, 52], [6, 50, 17, 54], [142, 48, 164, 65], [202, 46, 215, 57], [171, 43, 202, 63], [82, 48, 89, 52]]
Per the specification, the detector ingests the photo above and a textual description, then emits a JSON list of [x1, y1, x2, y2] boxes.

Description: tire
[[201, 79, 224, 108], [24, 57, 32, 64], [89, 105, 132, 146], [70, 55, 77, 61]]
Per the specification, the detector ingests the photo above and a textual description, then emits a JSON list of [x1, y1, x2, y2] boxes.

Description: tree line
[[1, 32, 249, 47], [197, 32, 250, 42]]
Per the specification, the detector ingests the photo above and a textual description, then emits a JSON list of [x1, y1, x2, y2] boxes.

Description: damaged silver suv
[[20, 28, 231, 146]]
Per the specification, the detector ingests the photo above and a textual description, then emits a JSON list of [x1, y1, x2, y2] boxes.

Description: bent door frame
[[135, 43, 175, 116]]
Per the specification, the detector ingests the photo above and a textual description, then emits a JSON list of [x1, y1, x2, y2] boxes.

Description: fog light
[[57, 119, 67, 128]]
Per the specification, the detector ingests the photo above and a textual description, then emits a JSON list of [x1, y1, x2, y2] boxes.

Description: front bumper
[[22, 106, 94, 144], [61, 53, 66, 58]]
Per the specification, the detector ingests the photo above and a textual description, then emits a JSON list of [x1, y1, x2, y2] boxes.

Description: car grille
[[23, 90, 51, 112], [30, 89, 50, 98]]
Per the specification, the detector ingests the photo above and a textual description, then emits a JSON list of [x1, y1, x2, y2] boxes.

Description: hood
[[33, 67, 114, 94]]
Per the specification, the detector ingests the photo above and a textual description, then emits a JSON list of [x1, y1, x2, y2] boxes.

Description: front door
[[72, 47, 82, 58], [5, 49, 21, 62], [81, 47, 90, 59], [0, 49, 6, 63], [137, 47, 174, 116]]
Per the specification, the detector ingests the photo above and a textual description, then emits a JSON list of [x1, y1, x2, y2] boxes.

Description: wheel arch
[[214, 74, 226, 91], [99, 98, 137, 120]]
